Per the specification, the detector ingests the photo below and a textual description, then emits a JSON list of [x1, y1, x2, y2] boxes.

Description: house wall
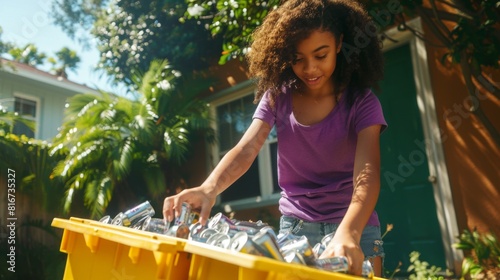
[[0, 70, 82, 140], [198, 59, 251, 98], [421, 24, 500, 237]]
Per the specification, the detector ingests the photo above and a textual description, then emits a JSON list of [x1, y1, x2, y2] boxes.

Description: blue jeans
[[279, 216, 385, 259]]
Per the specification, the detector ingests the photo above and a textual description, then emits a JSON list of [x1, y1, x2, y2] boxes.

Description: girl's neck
[[300, 80, 337, 98]]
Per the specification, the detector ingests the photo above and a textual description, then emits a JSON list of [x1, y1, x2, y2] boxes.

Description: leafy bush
[[453, 229, 500, 279]]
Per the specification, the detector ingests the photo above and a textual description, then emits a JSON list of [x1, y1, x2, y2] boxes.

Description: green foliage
[[0, 132, 67, 214], [1, 109, 66, 215], [48, 47, 81, 78], [407, 251, 450, 280], [447, 1, 500, 69], [184, 0, 279, 64], [8, 44, 47, 66], [51, 0, 109, 42], [52, 0, 222, 87], [453, 229, 500, 279], [0, 31, 81, 79], [0, 108, 36, 135], [51, 59, 215, 218]]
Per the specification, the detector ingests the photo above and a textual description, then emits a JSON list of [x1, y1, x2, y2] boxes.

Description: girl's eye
[[317, 54, 327, 60], [293, 58, 303, 64]]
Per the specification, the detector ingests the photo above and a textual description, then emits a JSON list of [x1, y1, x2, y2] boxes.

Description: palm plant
[[8, 43, 47, 66], [0, 107, 35, 171], [50, 59, 215, 219], [48, 47, 81, 78], [0, 107, 66, 214]]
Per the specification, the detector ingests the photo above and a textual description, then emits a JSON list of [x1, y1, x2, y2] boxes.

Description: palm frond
[[62, 180, 77, 214], [110, 138, 135, 181], [163, 124, 190, 164], [84, 176, 113, 219], [0, 109, 36, 132]]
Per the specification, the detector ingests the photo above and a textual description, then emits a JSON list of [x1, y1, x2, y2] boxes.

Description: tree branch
[[459, 51, 500, 147], [415, 6, 453, 48], [469, 66, 500, 101], [436, 0, 475, 19], [393, 15, 447, 49], [429, 0, 454, 37], [419, 6, 472, 22]]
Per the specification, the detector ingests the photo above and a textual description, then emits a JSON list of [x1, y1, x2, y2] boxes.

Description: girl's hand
[[162, 185, 217, 226], [319, 231, 364, 276]]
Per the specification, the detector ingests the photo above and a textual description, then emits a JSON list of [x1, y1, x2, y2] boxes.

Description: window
[[212, 89, 280, 209], [13, 95, 39, 138]]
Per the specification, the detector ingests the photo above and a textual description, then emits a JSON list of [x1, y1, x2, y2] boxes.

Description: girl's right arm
[[163, 118, 272, 225]]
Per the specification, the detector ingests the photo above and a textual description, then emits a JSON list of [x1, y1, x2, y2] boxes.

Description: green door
[[375, 43, 447, 274]]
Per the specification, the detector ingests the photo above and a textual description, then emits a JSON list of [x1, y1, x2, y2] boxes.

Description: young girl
[[163, 0, 386, 276]]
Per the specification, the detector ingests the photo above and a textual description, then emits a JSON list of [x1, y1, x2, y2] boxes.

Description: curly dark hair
[[247, 0, 384, 107]]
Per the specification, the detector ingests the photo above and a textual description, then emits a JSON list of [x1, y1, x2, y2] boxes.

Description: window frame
[[13, 92, 41, 139], [208, 82, 280, 211]]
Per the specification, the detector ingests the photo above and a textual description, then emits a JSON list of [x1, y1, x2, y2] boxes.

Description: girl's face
[[291, 30, 342, 94]]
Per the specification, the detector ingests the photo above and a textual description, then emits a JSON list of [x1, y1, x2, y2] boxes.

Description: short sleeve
[[252, 90, 276, 127], [353, 90, 387, 134]]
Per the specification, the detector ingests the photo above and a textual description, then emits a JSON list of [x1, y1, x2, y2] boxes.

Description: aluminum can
[[206, 232, 231, 249], [188, 209, 200, 225], [189, 222, 211, 242], [312, 242, 326, 258], [227, 225, 261, 237], [362, 260, 374, 279], [165, 224, 190, 239], [111, 201, 155, 227], [198, 228, 218, 240], [207, 212, 234, 234], [321, 232, 334, 246], [232, 220, 268, 236], [282, 250, 306, 264], [208, 213, 265, 236], [252, 228, 284, 261], [279, 235, 316, 265], [228, 231, 265, 256], [277, 232, 302, 247], [142, 217, 169, 234], [99, 215, 111, 224], [314, 256, 349, 273], [174, 202, 192, 226], [234, 220, 267, 228]]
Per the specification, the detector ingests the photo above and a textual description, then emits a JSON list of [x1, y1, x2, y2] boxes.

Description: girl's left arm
[[320, 124, 382, 275]]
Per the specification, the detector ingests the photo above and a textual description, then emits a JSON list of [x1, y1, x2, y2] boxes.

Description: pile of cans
[[98, 201, 373, 278]]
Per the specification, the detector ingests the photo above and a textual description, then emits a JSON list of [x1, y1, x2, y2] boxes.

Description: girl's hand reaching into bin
[[163, 185, 217, 226], [319, 230, 365, 276]]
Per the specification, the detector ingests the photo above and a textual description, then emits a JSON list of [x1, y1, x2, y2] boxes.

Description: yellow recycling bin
[[52, 217, 385, 280], [51, 217, 190, 280]]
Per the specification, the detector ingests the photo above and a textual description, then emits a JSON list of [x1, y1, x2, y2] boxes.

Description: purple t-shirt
[[253, 87, 387, 226]]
